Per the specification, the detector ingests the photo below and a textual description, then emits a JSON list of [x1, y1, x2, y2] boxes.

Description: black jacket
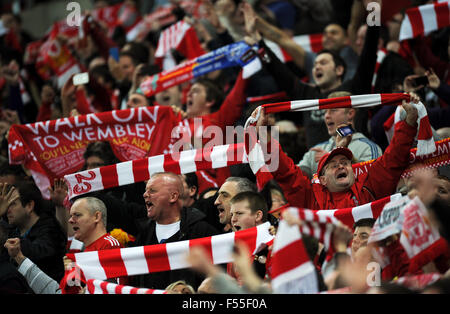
[[131, 207, 220, 290], [8, 214, 67, 282], [85, 192, 220, 289], [0, 250, 33, 294]]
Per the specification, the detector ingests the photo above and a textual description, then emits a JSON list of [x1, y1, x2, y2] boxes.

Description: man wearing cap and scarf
[[250, 93, 420, 210]]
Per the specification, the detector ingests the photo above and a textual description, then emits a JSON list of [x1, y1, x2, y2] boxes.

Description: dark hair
[[13, 181, 43, 216], [260, 180, 286, 210], [230, 191, 268, 222], [184, 172, 199, 197], [193, 78, 225, 113], [120, 42, 150, 66], [353, 218, 376, 230], [83, 141, 119, 169], [0, 162, 28, 179], [90, 64, 116, 88], [137, 64, 160, 77], [316, 49, 347, 80]]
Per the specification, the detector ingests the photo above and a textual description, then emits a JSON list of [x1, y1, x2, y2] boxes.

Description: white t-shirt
[[156, 221, 181, 243]]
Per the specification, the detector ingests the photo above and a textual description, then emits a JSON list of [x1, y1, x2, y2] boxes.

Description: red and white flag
[[38, 38, 83, 88], [86, 279, 167, 294], [271, 207, 340, 293], [399, 196, 448, 273], [399, 1, 450, 41], [369, 196, 449, 275], [66, 222, 273, 281], [154, 20, 205, 70]]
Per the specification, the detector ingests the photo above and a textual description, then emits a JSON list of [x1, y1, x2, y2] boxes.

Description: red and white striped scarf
[[244, 93, 413, 189], [264, 33, 323, 63], [258, 93, 410, 114], [399, 1, 450, 41], [66, 222, 273, 281], [64, 143, 246, 199], [382, 101, 436, 156], [86, 279, 167, 294], [371, 49, 388, 92], [312, 193, 403, 229]]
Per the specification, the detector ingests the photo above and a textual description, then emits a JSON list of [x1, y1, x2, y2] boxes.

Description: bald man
[[133, 172, 219, 290]]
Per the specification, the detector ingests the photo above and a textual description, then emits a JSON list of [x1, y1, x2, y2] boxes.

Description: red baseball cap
[[317, 147, 353, 176]]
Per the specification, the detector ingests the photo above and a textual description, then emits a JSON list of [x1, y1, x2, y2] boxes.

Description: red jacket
[[273, 120, 417, 210], [187, 71, 249, 187]]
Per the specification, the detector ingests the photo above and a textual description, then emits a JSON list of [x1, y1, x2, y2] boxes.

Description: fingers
[[4, 238, 20, 250]]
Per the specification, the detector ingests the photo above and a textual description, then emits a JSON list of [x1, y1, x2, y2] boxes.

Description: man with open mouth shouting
[[250, 93, 420, 210]]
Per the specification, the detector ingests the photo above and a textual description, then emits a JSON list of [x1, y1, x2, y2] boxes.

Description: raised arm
[[251, 107, 313, 208], [243, 3, 307, 70], [364, 95, 419, 199], [242, 2, 315, 100]]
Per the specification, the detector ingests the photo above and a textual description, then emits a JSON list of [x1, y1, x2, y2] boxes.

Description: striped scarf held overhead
[[311, 193, 403, 229], [66, 222, 273, 281], [264, 33, 323, 63], [86, 279, 167, 294], [65, 143, 247, 199], [399, 1, 450, 41], [382, 101, 436, 156], [244, 93, 429, 189]]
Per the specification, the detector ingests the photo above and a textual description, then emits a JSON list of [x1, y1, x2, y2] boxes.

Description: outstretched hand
[[49, 178, 68, 207], [242, 2, 261, 42]]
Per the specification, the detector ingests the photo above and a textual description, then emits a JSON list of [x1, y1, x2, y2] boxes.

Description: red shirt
[[85, 233, 122, 251], [273, 120, 417, 210]]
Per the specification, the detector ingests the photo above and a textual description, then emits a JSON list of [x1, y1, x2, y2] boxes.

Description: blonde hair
[[165, 280, 195, 294]]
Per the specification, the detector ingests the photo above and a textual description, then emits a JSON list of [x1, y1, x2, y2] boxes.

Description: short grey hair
[[224, 177, 257, 193], [74, 197, 107, 227]]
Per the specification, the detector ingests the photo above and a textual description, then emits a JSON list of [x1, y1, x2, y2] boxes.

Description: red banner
[[8, 106, 182, 195], [353, 137, 450, 179]]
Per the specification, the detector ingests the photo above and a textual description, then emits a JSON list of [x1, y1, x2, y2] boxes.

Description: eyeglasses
[[325, 159, 351, 171]]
